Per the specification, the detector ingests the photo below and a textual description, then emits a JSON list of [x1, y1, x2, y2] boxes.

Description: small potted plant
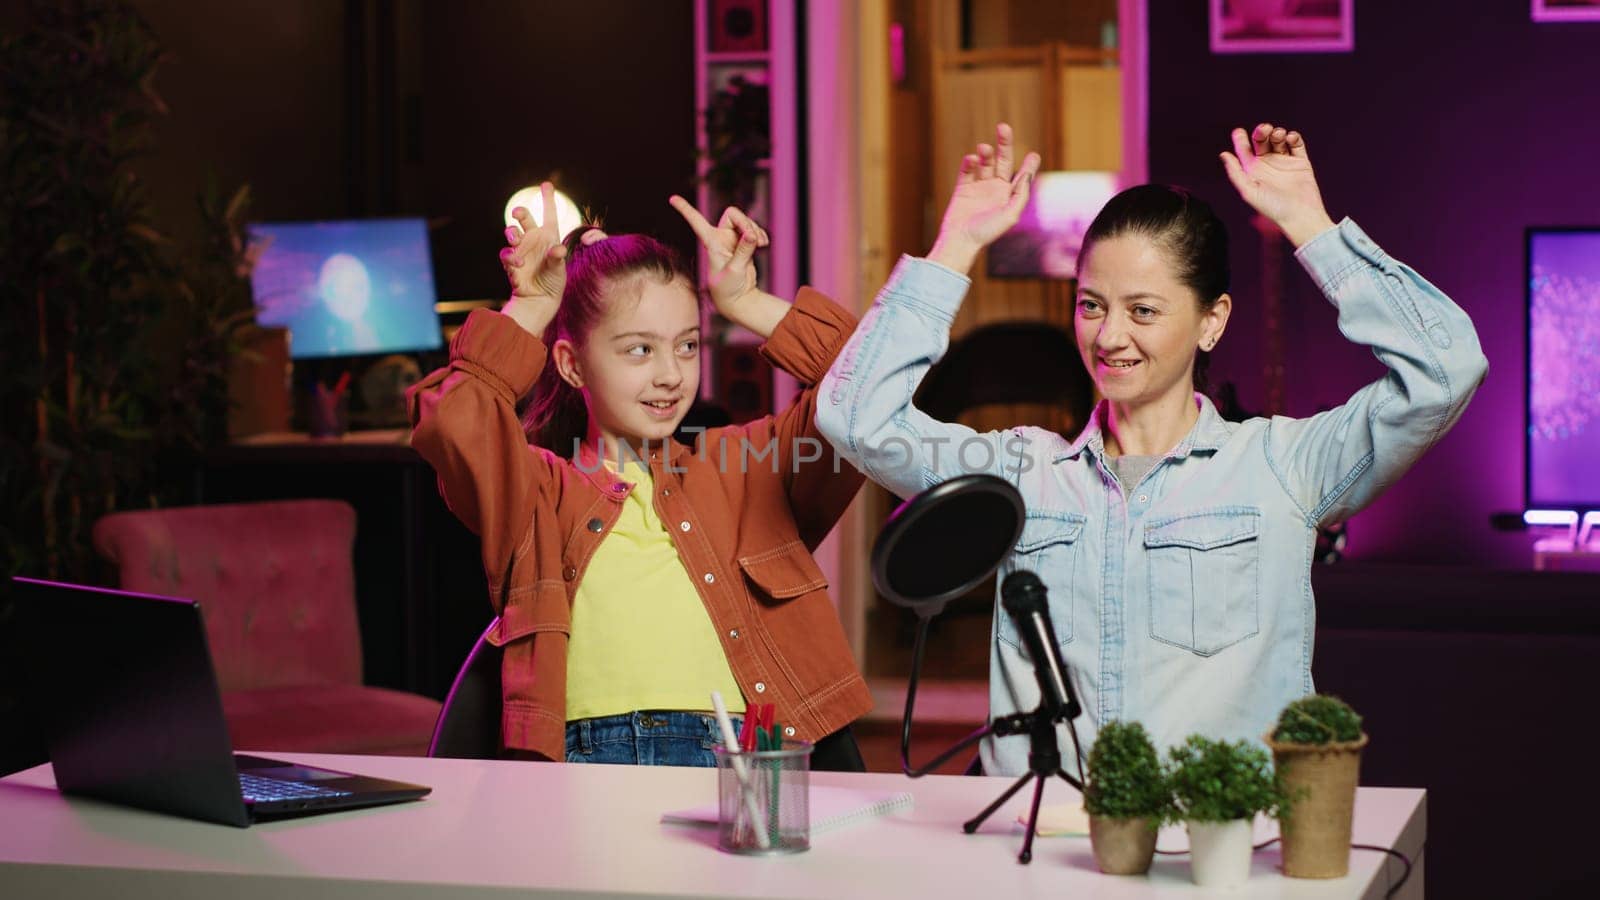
[[1167, 735, 1289, 888], [702, 74, 770, 213], [1266, 694, 1368, 878], [1083, 721, 1170, 874]]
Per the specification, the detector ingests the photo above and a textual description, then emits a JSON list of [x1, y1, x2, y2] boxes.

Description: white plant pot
[[1187, 818, 1254, 888]]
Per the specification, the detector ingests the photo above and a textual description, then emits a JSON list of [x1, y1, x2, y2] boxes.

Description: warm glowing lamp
[[503, 185, 583, 239]]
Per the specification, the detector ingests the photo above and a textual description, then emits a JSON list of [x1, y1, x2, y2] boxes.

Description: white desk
[[0, 754, 1423, 899]]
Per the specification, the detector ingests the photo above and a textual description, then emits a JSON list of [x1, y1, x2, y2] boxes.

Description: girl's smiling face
[[554, 276, 701, 449]]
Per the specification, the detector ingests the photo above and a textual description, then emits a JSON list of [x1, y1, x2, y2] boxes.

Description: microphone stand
[[899, 613, 1085, 864], [960, 706, 1083, 864]]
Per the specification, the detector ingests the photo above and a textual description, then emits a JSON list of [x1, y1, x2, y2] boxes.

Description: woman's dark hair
[[520, 227, 695, 453], [1079, 184, 1230, 393]]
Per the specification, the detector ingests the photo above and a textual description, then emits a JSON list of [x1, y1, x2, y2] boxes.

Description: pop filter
[[870, 474, 1025, 619], [870, 474, 1082, 865]]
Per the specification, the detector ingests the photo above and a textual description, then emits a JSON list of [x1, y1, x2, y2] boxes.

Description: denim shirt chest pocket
[[1143, 507, 1261, 656], [1000, 511, 1086, 651]]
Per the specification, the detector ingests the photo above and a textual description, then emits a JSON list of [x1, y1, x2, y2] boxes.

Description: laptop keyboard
[[239, 772, 355, 803]]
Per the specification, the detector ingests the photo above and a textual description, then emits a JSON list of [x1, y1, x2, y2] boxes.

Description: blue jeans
[[564, 711, 739, 767]]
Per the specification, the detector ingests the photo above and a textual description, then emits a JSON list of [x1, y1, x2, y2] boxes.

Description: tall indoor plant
[[0, 0, 252, 583], [1267, 694, 1368, 877], [1, 0, 252, 773]]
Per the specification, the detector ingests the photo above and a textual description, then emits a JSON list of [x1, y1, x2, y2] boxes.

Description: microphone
[[1000, 569, 1080, 721]]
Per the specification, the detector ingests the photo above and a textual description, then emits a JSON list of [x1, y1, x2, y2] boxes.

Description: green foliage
[[1167, 735, 1291, 824], [1084, 720, 1172, 821], [701, 74, 769, 211], [0, 0, 254, 584], [1272, 694, 1363, 745]]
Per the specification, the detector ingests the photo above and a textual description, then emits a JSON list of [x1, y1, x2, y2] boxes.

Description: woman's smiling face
[[1074, 232, 1227, 411]]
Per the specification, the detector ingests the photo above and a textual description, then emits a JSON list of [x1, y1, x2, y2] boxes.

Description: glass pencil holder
[[713, 740, 812, 855]]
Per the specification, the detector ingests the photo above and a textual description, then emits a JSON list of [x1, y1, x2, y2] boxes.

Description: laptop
[[11, 576, 431, 827]]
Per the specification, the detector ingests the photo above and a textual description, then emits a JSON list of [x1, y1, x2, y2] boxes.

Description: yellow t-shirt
[[565, 461, 744, 720]]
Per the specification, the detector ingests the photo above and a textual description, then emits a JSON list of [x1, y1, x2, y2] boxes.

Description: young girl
[[819, 123, 1487, 775], [409, 184, 872, 767]]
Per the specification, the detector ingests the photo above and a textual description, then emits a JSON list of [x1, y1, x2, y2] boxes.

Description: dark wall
[[1312, 563, 1600, 899], [126, 0, 696, 302], [134, 0, 350, 233], [418, 2, 698, 302], [1148, 2, 1600, 567]]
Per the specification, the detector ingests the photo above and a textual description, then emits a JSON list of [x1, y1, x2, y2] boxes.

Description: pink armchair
[[92, 499, 441, 755]]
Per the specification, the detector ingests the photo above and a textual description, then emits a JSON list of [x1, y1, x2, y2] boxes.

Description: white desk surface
[[0, 753, 1424, 899]]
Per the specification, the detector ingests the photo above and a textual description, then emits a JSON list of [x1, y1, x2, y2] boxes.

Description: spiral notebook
[[661, 785, 914, 835]]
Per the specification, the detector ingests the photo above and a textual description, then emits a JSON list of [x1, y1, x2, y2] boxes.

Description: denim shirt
[[817, 219, 1488, 775]]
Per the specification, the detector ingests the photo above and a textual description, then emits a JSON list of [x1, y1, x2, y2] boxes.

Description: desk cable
[[1153, 836, 1413, 898]]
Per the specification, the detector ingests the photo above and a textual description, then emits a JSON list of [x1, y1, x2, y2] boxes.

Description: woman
[[817, 123, 1488, 774]]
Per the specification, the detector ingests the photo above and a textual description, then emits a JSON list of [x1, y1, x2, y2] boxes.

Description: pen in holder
[[713, 741, 813, 855], [307, 373, 350, 438]]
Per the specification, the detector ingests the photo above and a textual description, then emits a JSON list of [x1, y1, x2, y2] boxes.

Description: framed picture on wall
[[1533, 0, 1600, 22], [1211, 0, 1354, 54]]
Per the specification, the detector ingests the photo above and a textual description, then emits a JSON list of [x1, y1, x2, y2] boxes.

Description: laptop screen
[[11, 577, 431, 826], [12, 578, 250, 825]]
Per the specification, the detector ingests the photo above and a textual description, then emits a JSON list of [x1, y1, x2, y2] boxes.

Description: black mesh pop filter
[[869, 474, 1025, 617]]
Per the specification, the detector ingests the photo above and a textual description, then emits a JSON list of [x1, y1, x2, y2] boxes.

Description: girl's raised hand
[[501, 182, 569, 303], [669, 195, 768, 317], [1219, 123, 1335, 248], [927, 122, 1042, 275]]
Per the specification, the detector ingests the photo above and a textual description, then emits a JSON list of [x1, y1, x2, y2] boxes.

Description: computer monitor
[[1526, 227, 1600, 511], [248, 218, 443, 360]]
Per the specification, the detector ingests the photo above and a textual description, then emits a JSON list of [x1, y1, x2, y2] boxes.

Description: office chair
[[428, 619, 503, 759]]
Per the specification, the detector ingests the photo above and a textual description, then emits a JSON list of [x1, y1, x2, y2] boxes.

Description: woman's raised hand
[[1219, 123, 1336, 248], [927, 122, 1042, 275]]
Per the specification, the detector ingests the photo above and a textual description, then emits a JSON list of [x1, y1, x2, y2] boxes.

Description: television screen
[[1527, 228, 1600, 510], [986, 171, 1120, 280], [248, 218, 443, 359]]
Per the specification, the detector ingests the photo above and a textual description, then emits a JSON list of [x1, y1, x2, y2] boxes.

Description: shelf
[[434, 299, 497, 315], [695, 0, 794, 410], [706, 50, 770, 64]]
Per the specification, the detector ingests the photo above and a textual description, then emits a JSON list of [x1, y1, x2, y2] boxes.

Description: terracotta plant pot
[[1187, 818, 1254, 887], [1089, 815, 1157, 875], [1268, 733, 1368, 878]]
